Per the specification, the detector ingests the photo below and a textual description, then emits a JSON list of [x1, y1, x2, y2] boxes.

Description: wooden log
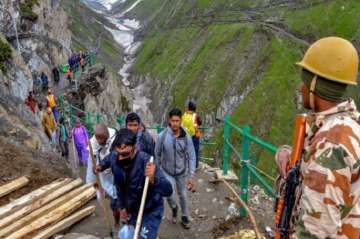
[[0, 178, 71, 220], [0, 177, 29, 198], [32, 206, 96, 239], [5, 186, 96, 238], [0, 178, 83, 229], [0, 184, 92, 237]]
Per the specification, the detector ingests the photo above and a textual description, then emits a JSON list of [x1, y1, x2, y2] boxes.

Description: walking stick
[[88, 141, 114, 238], [71, 138, 80, 177], [134, 156, 154, 239]]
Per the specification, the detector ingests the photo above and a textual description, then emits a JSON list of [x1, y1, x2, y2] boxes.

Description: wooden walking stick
[[88, 141, 114, 238], [134, 156, 154, 239], [71, 138, 80, 177]]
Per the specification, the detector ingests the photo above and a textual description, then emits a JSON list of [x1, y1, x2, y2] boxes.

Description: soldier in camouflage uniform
[[276, 37, 360, 238]]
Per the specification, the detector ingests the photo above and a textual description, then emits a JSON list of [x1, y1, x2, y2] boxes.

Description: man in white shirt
[[86, 124, 119, 225]]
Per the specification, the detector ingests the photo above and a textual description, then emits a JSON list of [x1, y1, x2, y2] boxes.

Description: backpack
[[182, 112, 197, 136]]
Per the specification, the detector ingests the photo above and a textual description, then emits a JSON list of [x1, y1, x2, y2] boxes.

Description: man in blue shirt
[[95, 128, 172, 239]]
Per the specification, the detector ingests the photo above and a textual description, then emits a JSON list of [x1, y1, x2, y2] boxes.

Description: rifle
[[275, 114, 307, 239]]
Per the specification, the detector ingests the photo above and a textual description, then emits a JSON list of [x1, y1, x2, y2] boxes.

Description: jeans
[[192, 136, 200, 169], [60, 140, 69, 158], [75, 144, 88, 165], [51, 107, 59, 122], [163, 171, 189, 218], [51, 131, 57, 146]]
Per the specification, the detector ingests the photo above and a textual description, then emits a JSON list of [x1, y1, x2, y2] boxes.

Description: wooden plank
[[0, 177, 29, 198], [32, 206, 96, 239], [0, 178, 71, 220], [0, 184, 92, 237], [0, 178, 83, 229], [5, 186, 96, 238]]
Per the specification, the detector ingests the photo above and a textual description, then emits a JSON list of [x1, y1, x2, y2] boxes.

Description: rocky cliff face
[[1, 0, 71, 98], [0, 0, 70, 151], [0, 0, 132, 151]]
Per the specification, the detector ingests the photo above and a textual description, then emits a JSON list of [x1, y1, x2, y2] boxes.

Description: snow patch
[[104, 26, 134, 48]]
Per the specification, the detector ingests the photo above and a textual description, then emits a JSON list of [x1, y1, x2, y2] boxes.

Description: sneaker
[[181, 216, 190, 229], [171, 205, 178, 224]]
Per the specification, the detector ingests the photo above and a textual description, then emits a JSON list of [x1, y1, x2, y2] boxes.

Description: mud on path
[[0, 137, 72, 206]]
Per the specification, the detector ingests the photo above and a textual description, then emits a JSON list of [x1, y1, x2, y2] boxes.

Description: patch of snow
[[122, 19, 141, 29], [104, 26, 134, 48], [95, 0, 120, 11], [124, 41, 142, 55]]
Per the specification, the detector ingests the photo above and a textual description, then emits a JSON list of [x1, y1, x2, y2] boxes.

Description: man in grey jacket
[[155, 108, 196, 229]]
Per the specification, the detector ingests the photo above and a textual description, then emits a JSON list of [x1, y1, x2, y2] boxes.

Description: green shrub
[[0, 40, 12, 73], [19, 0, 40, 22]]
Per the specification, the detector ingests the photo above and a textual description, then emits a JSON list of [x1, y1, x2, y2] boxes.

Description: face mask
[[117, 152, 132, 167]]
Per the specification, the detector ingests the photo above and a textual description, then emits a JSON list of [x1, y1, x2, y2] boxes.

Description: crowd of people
[[37, 100, 201, 239], [67, 51, 89, 84], [86, 103, 202, 238], [25, 87, 203, 238], [24, 50, 93, 159]]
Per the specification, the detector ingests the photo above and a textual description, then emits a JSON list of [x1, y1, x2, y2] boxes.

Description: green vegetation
[[136, 24, 256, 112], [0, 40, 12, 73], [19, 0, 40, 22], [131, 0, 360, 177], [285, 0, 360, 40]]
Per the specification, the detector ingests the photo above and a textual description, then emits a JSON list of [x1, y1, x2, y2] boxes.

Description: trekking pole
[[88, 141, 114, 238], [71, 139, 80, 177], [134, 156, 154, 239]]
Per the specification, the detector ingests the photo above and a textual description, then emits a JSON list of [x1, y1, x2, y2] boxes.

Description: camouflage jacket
[[295, 99, 360, 239]]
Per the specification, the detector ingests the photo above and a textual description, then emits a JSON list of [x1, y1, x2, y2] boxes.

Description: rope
[[246, 163, 276, 182]]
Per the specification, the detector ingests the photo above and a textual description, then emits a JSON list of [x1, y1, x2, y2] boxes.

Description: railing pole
[[96, 112, 102, 124], [250, 156, 257, 185], [117, 115, 125, 128], [59, 94, 65, 118], [156, 125, 162, 134], [240, 125, 250, 217], [86, 112, 94, 135], [223, 114, 230, 176], [69, 105, 74, 129]]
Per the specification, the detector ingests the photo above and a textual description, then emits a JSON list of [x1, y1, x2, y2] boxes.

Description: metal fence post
[[240, 125, 250, 217], [117, 115, 125, 128], [96, 112, 102, 124], [223, 114, 230, 175], [156, 125, 162, 134], [86, 112, 94, 135], [250, 156, 257, 185], [69, 105, 74, 129], [59, 94, 65, 118]]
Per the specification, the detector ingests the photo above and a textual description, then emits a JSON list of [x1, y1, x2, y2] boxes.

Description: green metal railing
[[59, 94, 108, 135], [222, 114, 278, 216], [59, 53, 96, 77]]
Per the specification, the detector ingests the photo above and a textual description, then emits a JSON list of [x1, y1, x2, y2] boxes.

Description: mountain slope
[[128, 0, 360, 176], [61, 0, 123, 75]]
